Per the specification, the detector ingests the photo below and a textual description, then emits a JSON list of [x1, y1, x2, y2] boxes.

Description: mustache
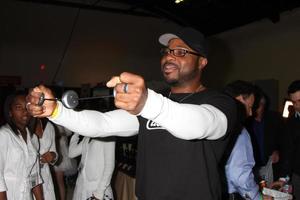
[[162, 61, 179, 69]]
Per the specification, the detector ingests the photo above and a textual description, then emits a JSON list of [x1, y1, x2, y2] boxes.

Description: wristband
[[50, 103, 59, 119]]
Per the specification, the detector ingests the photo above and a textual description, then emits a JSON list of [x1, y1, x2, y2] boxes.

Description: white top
[[51, 89, 227, 140], [69, 134, 115, 200], [0, 124, 42, 200], [39, 122, 57, 158], [53, 125, 77, 175], [38, 122, 57, 200]]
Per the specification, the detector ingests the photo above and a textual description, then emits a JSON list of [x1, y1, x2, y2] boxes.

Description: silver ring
[[123, 83, 128, 93]]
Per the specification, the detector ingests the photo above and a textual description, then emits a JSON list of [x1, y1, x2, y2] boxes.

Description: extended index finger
[[119, 72, 142, 85], [106, 76, 121, 88]]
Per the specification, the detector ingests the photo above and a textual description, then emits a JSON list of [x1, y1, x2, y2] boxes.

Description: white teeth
[[164, 64, 177, 69]]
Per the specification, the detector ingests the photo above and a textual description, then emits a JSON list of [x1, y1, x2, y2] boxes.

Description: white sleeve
[[225, 129, 259, 200], [139, 89, 228, 140], [50, 102, 139, 138], [68, 133, 84, 158], [0, 130, 8, 192]]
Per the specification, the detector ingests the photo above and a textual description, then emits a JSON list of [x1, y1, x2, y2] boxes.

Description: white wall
[[205, 8, 300, 110]]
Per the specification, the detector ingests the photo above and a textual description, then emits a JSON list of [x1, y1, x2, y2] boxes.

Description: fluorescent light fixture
[[175, 0, 184, 4]]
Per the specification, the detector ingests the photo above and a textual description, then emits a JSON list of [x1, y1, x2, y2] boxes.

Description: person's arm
[[40, 123, 58, 165], [51, 90, 227, 140], [139, 89, 228, 140], [0, 192, 7, 200], [40, 151, 57, 165], [32, 184, 44, 200], [26, 85, 139, 138], [225, 129, 260, 200], [106, 73, 229, 140], [51, 103, 139, 138], [27, 78, 228, 140], [68, 133, 84, 158], [93, 140, 115, 199]]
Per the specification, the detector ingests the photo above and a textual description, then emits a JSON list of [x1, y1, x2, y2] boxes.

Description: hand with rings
[[26, 85, 57, 118], [106, 72, 148, 115], [123, 83, 129, 93]]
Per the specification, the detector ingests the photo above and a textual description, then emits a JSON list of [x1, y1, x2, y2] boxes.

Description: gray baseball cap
[[159, 27, 208, 58]]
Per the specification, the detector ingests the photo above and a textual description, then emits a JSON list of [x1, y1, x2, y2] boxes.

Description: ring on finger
[[123, 83, 128, 93]]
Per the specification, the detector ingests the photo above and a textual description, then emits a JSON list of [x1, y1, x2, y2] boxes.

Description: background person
[[246, 86, 284, 183], [224, 80, 272, 200], [276, 80, 300, 199], [31, 118, 58, 200], [53, 124, 77, 200], [0, 91, 43, 200], [69, 133, 115, 200]]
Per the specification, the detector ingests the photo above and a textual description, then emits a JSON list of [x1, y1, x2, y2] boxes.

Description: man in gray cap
[[27, 27, 239, 200]]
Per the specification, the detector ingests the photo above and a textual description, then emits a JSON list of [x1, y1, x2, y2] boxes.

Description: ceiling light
[[175, 0, 184, 4]]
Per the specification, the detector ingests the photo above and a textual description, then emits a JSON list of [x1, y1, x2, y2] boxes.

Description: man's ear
[[198, 57, 208, 70]]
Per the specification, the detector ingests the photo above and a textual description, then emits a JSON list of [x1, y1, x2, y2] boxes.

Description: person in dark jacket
[[279, 80, 300, 199], [246, 86, 284, 182]]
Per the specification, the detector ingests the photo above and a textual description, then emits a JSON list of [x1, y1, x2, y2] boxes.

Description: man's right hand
[[26, 85, 57, 118]]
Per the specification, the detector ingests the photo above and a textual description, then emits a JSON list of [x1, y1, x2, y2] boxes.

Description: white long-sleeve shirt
[[69, 133, 115, 200], [38, 122, 57, 200], [225, 128, 260, 200], [51, 89, 227, 140], [0, 124, 42, 200]]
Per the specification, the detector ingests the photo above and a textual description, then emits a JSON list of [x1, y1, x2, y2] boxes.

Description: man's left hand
[[106, 72, 148, 115]]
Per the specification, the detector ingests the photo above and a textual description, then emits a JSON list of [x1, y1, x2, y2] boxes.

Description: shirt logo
[[146, 120, 165, 130]]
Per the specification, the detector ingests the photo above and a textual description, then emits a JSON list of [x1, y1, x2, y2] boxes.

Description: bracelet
[[50, 103, 59, 118]]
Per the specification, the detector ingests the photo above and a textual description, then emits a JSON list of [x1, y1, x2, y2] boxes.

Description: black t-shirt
[[135, 89, 239, 200]]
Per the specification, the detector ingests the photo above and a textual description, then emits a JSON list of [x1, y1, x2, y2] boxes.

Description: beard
[[161, 61, 200, 87], [165, 79, 179, 87], [161, 61, 180, 86]]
